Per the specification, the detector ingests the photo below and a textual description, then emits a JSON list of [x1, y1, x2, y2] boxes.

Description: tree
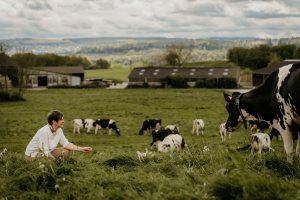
[[11, 52, 37, 97], [0, 42, 13, 92], [165, 44, 193, 67], [95, 58, 110, 69]]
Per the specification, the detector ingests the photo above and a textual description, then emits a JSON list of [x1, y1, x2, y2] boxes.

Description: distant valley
[[2, 37, 300, 66]]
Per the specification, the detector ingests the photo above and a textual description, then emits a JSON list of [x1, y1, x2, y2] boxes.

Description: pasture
[[1, 88, 300, 199]]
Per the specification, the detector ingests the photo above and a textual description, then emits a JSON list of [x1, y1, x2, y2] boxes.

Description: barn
[[128, 67, 240, 87], [252, 59, 300, 86], [27, 66, 84, 87]]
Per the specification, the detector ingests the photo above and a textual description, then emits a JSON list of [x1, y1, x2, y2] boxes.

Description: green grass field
[[85, 68, 131, 82], [1, 88, 300, 199]]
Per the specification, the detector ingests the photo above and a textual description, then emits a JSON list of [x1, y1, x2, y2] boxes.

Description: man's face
[[53, 117, 65, 128]]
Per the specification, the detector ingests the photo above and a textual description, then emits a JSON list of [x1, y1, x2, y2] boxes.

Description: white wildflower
[[136, 151, 147, 161], [54, 184, 59, 191], [203, 146, 210, 152]]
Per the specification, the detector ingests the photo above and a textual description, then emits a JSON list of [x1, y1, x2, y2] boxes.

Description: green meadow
[[1, 88, 300, 199]]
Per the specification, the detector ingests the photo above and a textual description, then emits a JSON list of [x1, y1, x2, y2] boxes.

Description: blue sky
[[1, 0, 300, 39]]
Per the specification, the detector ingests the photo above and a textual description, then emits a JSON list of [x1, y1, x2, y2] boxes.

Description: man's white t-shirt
[[25, 124, 70, 157]]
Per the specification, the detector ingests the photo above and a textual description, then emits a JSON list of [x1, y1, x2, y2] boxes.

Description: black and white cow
[[139, 119, 162, 135], [93, 119, 120, 135], [224, 64, 300, 163], [150, 128, 180, 146]]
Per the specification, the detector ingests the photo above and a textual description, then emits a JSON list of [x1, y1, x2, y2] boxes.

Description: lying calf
[[156, 134, 185, 153], [251, 133, 273, 153]]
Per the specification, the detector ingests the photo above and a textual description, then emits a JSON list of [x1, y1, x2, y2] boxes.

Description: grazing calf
[[248, 120, 270, 132], [251, 133, 273, 154], [192, 119, 205, 135], [150, 128, 180, 146], [156, 134, 185, 153], [93, 119, 120, 135], [139, 119, 162, 135], [73, 119, 86, 134], [219, 123, 231, 142], [224, 64, 300, 163]]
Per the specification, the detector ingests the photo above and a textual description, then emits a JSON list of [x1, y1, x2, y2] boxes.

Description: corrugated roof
[[31, 66, 84, 74], [128, 67, 240, 81], [253, 60, 300, 75]]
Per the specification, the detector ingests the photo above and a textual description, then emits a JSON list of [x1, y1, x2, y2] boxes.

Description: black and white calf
[[251, 133, 273, 153], [192, 119, 205, 135], [93, 119, 120, 135], [224, 63, 300, 163], [139, 119, 162, 135]]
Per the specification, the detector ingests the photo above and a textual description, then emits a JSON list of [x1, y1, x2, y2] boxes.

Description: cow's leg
[[295, 132, 300, 159], [192, 124, 195, 135], [280, 130, 294, 163], [95, 125, 99, 134]]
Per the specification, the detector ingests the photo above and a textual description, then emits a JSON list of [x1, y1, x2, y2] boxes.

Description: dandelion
[[62, 177, 66, 182]]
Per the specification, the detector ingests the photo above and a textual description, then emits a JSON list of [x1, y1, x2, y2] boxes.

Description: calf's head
[[223, 92, 242, 130]]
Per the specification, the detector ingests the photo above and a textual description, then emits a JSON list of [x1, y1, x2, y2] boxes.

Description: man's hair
[[47, 110, 64, 125]]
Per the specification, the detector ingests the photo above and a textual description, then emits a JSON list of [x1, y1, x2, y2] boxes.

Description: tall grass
[[1, 88, 300, 199]]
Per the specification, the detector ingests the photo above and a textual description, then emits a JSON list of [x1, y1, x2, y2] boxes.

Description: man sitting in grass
[[25, 110, 93, 160]]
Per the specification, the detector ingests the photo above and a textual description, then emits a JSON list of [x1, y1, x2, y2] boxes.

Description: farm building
[[128, 66, 240, 87], [252, 59, 300, 86], [26, 66, 84, 87]]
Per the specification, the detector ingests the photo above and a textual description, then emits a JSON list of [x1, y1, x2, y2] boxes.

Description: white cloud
[[0, 0, 299, 39]]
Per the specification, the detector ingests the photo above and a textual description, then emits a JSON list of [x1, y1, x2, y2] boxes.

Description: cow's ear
[[223, 93, 233, 102]]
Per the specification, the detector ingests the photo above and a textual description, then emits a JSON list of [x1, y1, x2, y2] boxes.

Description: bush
[[195, 78, 237, 89], [162, 75, 188, 88], [0, 91, 25, 102]]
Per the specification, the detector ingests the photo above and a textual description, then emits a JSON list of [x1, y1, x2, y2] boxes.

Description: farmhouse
[[252, 59, 300, 86], [27, 66, 84, 87], [128, 66, 240, 87]]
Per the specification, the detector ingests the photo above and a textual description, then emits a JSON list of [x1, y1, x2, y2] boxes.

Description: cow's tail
[[181, 138, 185, 149]]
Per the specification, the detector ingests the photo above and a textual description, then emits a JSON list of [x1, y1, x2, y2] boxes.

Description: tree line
[[227, 44, 300, 70]]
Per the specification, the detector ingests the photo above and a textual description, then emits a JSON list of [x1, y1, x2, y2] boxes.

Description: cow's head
[[223, 92, 243, 130]]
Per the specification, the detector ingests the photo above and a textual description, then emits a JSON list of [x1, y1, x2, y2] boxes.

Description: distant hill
[[1, 37, 300, 66]]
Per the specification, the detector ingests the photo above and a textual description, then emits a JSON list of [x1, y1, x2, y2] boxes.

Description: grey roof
[[30, 66, 84, 75], [128, 67, 240, 82], [253, 60, 300, 75]]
